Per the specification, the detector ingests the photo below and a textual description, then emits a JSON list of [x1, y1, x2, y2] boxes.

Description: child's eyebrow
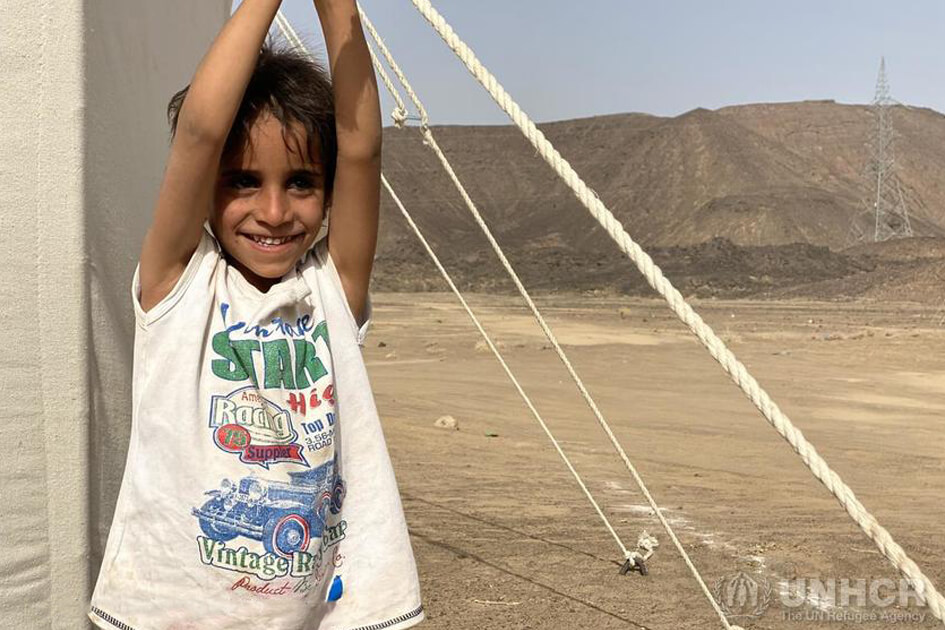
[[220, 168, 252, 178], [290, 166, 323, 174], [219, 167, 323, 177]]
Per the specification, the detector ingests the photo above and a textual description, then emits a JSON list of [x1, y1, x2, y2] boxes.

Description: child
[[88, 1, 424, 628]]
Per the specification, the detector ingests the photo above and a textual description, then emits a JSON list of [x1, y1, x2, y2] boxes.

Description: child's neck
[[224, 252, 280, 293]]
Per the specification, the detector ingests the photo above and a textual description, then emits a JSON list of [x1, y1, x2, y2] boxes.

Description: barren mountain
[[375, 101, 945, 301]]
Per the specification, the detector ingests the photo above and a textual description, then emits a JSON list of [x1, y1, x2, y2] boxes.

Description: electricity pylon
[[865, 57, 912, 242]]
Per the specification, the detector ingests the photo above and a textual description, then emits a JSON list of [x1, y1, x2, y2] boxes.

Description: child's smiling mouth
[[241, 233, 304, 251]]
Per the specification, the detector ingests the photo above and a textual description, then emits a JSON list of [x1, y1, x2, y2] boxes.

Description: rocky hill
[[374, 101, 945, 302]]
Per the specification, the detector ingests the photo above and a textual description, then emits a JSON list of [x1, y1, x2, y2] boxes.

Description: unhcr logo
[[714, 571, 772, 618]]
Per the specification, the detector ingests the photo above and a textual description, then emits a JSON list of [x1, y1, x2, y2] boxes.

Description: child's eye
[[288, 174, 318, 190], [228, 174, 259, 189]]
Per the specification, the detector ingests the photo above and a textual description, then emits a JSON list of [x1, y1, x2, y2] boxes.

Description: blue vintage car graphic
[[192, 458, 345, 558]]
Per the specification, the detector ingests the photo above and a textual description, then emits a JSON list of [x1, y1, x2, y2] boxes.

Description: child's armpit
[[132, 227, 218, 328], [314, 239, 373, 346]]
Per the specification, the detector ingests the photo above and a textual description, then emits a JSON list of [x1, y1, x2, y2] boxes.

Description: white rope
[[381, 174, 631, 559], [371, 52, 409, 128], [358, 10, 430, 128], [273, 12, 302, 51], [404, 0, 945, 623], [357, 11, 742, 630], [275, 11, 409, 127]]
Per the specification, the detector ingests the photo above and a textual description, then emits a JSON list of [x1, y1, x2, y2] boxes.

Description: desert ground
[[364, 292, 945, 630]]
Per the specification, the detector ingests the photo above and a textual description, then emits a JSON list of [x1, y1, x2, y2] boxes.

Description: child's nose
[[258, 186, 291, 225]]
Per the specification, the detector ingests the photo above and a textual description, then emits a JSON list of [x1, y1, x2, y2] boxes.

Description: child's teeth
[[253, 235, 291, 245]]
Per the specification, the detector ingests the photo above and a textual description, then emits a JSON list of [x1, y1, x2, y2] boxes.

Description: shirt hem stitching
[[91, 606, 137, 630], [346, 605, 425, 630], [90, 604, 423, 630]]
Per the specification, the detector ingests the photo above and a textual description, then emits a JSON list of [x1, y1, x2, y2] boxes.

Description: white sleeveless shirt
[[90, 227, 423, 630]]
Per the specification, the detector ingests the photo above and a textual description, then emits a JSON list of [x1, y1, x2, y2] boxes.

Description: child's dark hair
[[167, 42, 337, 197]]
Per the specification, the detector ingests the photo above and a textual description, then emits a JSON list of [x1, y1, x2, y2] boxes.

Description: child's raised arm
[[315, 0, 382, 324], [138, 0, 283, 313]]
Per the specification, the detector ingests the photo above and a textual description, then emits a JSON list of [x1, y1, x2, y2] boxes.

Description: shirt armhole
[[132, 228, 218, 328], [314, 240, 372, 346]]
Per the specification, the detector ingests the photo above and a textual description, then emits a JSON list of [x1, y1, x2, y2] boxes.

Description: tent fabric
[[0, 2, 231, 627]]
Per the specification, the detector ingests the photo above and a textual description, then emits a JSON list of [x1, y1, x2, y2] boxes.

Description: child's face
[[211, 113, 327, 292]]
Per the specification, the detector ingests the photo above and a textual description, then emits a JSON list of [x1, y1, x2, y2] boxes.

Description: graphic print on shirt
[[190, 302, 347, 593], [205, 303, 335, 469], [192, 456, 347, 579], [209, 387, 308, 468]]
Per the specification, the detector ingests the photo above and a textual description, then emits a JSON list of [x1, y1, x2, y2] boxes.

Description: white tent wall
[[0, 1, 231, 627]]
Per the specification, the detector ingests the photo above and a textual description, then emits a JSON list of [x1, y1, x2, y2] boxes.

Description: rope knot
[[636, 529, 659, 560], [391, 107, 409, 129], [620, 531, 659, 577]]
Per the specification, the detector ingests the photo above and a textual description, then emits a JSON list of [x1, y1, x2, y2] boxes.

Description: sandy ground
[[364, 293, 945, 630]]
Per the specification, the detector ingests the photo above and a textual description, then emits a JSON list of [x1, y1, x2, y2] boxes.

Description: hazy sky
[[245, 1, 945, 125]]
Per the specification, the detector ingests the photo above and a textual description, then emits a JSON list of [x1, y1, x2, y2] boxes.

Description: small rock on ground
[[434, 415, 459, 430]]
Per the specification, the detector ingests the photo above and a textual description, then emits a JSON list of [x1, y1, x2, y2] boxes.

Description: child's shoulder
[[133, 224, 221, 326]]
